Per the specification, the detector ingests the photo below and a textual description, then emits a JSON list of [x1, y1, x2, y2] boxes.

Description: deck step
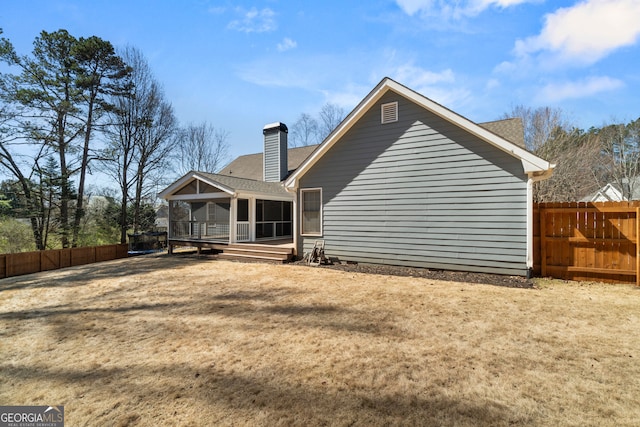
[[226, 244, 293, 255], [218, 252, 290, 262], [221, 244, 294, 262], [169, 239, 294, 262]]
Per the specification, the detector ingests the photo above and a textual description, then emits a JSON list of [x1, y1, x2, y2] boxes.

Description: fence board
[[536, 201, 640, 284], [7, 251, 41, 277], [71, 247, 95, 267], [41, 249, 60, 271], [95, 245, 117, 262], [0, 244, 128, 280]]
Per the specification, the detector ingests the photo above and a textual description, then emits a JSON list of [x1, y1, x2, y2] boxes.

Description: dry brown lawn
[[1, 254, 639, 426]]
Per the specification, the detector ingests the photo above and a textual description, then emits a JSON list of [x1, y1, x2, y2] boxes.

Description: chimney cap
[[263, 122, 288, 134]]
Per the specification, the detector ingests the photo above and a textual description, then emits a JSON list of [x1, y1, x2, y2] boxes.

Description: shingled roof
[[194, 172, 290, 196], [218, 117, 526, 182], [478, 118, 526, 149], [218, 144, 318, 181]]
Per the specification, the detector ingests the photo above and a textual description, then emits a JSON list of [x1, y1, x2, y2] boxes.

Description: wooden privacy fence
[[0, 243, 129, 279], [534, 202, 640, 285]]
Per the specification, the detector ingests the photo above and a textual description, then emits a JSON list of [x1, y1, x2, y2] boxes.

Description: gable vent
[[381, 102, 398, 124]]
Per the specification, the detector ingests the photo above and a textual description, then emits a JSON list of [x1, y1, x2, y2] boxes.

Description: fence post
[[540, 205, 547, 277], [636, 207, 640, 286]]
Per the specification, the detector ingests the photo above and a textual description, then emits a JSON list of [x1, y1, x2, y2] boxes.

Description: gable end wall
[[298, 92, 529, 276]]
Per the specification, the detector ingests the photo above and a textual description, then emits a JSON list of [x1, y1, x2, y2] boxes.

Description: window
[[301, 188, 322, 235], [381, 101, 398, 124]]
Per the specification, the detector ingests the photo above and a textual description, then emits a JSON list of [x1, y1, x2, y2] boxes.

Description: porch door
[[235, 199, 250, 242]]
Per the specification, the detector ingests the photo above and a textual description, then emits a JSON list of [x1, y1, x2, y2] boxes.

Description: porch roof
[[198, 172, 291, 196], [159, 171, 292, 200]]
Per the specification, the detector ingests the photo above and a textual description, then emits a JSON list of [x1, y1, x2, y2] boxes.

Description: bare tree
[[503, 105, 604, 201], [502, 105, 570, 152], [596, 118, 640, 200], [290, 113, 319, 147], [176, 122, 230, 174], [318, 103, 345, 141], [289, 103, 345, 148], [132, 84, 176, 233], [534, 128, 604, 202], [102, 46, 177, 241]]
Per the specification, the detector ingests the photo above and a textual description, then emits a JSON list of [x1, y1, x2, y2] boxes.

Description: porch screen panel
[[256, 200, 292, 239], [237, 199, 249, 222]]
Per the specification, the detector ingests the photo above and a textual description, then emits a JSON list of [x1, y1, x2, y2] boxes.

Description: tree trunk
[[72, 94, 95, 247]]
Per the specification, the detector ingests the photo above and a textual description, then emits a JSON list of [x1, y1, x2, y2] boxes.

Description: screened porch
[[169, 198, 293, 244]]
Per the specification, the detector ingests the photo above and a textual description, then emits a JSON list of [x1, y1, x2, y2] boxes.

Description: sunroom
[[159, 172, 295, 250]]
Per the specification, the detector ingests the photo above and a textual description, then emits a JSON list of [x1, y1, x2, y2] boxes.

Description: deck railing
[[256, 221, 292, 239], [170, 221, 230, 240]]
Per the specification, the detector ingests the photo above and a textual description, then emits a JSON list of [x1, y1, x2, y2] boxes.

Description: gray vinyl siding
[[264, 129, 288, 182], [298, 92, 529, 276]]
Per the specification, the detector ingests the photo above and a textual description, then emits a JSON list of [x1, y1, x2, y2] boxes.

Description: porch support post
[[250, 197, 256, 242], [230, 197, 237, 244], [167, 200, 173, 239], [292, 194, 298, 257]]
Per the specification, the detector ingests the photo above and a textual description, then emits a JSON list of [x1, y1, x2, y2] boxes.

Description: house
[[581, 177, 640, 202], [160, 78, 554, 275]]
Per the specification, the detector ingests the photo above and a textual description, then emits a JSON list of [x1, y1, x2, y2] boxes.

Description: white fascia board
[[235, 190, 295, 202], [164, 193, 233, 201]]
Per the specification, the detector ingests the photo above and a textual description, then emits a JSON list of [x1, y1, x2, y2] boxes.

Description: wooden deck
[[168, 238, 295, 262]]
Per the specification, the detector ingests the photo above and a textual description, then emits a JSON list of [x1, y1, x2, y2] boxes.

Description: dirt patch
[[308, 261, 534, 288]]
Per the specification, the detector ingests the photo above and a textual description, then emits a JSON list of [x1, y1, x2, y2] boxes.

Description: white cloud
[[393, 64, 455, 86], [228, 7, 277, 33], [384, 62, 471, 107], [537, 76, 624, 103], [277, 38, 297, 52], [395, 0, 535, 18], [516, 0, 640, 65], [485, 78, 501, 90], [395, 0, 435, 16]]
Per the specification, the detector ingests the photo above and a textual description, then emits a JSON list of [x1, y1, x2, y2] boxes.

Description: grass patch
[[1, 255, 639, 426]]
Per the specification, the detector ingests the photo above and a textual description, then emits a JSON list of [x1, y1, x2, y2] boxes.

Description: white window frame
[[300, 188, 322, 236], [381, 101, 398, 124]]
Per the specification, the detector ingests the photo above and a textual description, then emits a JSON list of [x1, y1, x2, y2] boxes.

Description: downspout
[[526, 167, 555, 277]]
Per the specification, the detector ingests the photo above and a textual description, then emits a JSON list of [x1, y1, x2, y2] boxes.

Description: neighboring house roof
[[285, 77, 553, 189], [581, 177, 640, 202], [218, 144, 318, 181], [159, 170, 291, 199]]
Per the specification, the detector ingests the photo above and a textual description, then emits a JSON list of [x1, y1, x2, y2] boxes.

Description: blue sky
[[2, 0, 640, 162]]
